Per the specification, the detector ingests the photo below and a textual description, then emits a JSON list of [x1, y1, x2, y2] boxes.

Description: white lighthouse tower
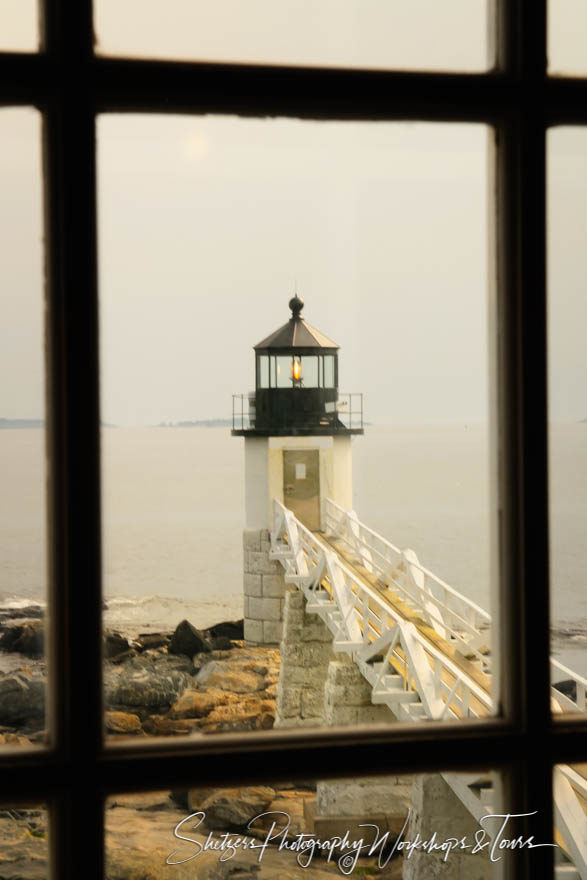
[[232, 294, 364, 644]]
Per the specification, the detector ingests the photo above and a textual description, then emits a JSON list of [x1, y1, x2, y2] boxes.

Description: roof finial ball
[[289, 293, 304, 319]]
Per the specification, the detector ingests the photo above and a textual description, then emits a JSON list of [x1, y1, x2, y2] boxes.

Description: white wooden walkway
[[270, 497, 587, 879]]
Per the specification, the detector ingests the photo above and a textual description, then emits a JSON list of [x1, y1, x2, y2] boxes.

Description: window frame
[[1, 1, 586, 878]]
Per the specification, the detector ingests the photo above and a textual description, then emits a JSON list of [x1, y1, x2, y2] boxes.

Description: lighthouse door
[[283, 450, 321, 531]]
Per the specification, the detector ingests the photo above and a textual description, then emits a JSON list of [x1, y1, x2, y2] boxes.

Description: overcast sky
[[1, 5, 586, 425]]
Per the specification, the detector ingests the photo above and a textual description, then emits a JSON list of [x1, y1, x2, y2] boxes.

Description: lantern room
[[232, 294, 363, 436]]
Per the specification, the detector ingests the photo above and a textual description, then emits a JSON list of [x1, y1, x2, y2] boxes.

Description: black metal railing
[[232, 391, 363, 432]]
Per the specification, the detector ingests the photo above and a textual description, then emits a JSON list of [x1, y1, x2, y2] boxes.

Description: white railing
[[325, 498, 492, 670], [551, 658, 587, 714], [272, 498, 587, 879], [271, 499, 492, 721]]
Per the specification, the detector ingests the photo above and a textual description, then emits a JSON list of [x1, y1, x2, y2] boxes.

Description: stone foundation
[[403, 774, 491, 880], [316, 660, 412, 842], [324, 659, 393, 726], [243, 529, 286, 645], [274, 590, 336, 728]]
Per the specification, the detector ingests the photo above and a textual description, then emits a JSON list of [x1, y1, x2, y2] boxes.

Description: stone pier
[[274, 590, 336, 727], [314, 659, 413, 845], [242, 529, 287, 645], [403, 774, 491, 880]]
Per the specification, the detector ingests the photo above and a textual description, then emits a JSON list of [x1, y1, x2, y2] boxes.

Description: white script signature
[[166, 809, 557, 874]]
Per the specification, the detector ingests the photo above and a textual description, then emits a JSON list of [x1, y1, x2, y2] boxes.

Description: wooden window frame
[[1, 1, 587, 878]]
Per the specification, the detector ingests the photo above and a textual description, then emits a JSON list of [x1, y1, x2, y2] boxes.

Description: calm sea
[[1, 424, 586, 675]]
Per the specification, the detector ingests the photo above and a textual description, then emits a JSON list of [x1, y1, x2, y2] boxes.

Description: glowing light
[[292, 358, 302, 381]]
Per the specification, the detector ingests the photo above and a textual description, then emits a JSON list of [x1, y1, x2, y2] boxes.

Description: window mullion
[[493, 2, 552, 879], [42, 2, 104, 879]]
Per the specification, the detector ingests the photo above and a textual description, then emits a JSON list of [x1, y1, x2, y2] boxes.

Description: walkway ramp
[[269, 497, 587, 879]]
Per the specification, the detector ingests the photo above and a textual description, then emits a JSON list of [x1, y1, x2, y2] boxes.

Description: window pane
[[549, 1, 587, 76], [553, 765, 587, 876], [94, 0, 489, 72], [275, 355, 293, 388], [98, 116, 493, 742], [548, 128, 587, 717], [258, 355, 269, 389], [0, 109, 47, 748], [300, 355, 318, 388], [324, 354, 335, 388], [107, 770, 554, 880], [0, 0, 38, 52], [0, 803, 48, 875]]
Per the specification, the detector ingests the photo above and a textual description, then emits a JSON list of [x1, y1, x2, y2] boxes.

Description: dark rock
[[104, 630, 131, 659], [0, 671, 45, 725], [136, 633, 170, 651], [197, 786, 276, 830], [205, 619, 244, 641], [109, 648, 138, 664], [142, 715, 200, 735], [210, 636, 234, 651], [168, 620, 212, 657], [0, 621, 44, 656], [104, 655, 195, 711], [0, 604, 44, 621], [169, 790, 189, 810]]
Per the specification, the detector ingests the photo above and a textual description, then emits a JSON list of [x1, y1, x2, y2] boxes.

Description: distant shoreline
[[0, 418, 116, 429], [156, 419, 232, 428]]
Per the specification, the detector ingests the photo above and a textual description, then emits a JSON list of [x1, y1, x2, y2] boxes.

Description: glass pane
[[275, 355, 293, 388], [300, 355, 318, 388], [106, 770, 560, 880], [0, 109, 47, 747], [94, 0, 489, 72], [549, 1, 587, 76], [553, 764, 587, 877], [548, 128, 587, 717], [98, 116, 492, 743], [324, 354, 335, 388], [0, 804, 48, 876], [258, 355, 269, 389], [0, 1, 38, 52]]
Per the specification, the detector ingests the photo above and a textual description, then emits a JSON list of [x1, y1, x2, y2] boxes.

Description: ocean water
[[1, 423, 586, 675]]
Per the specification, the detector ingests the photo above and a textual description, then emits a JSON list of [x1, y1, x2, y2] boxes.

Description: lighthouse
[[232, 294, 363, 644]]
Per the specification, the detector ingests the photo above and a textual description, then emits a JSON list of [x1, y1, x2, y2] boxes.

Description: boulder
[[168, 689, 216, 719], [204, 619, 244, 641], [252, 792, 311, 836], [198, 697, 273, 732], [0, 621, 44, 656], [209, 636, 234, 651], [0, 732, 32, 746], [0, 604, 44, 621], [195, 661, 265, 694], [105, 662, 194, 711], [0, 809, 48, 880], [136, 633, 170, 651], [105, 805, 225, 880], [104, 630, 131, 659], [142, 716, 200, 736], [169, 620, 212, 657], [105, 710, 142, 735], [0, 671, 45, 725], [198, 786, 276, 830]]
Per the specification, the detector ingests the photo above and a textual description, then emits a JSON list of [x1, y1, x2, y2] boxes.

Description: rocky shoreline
[[0, 610, 404, 879], [0, 611, 280, 742]]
